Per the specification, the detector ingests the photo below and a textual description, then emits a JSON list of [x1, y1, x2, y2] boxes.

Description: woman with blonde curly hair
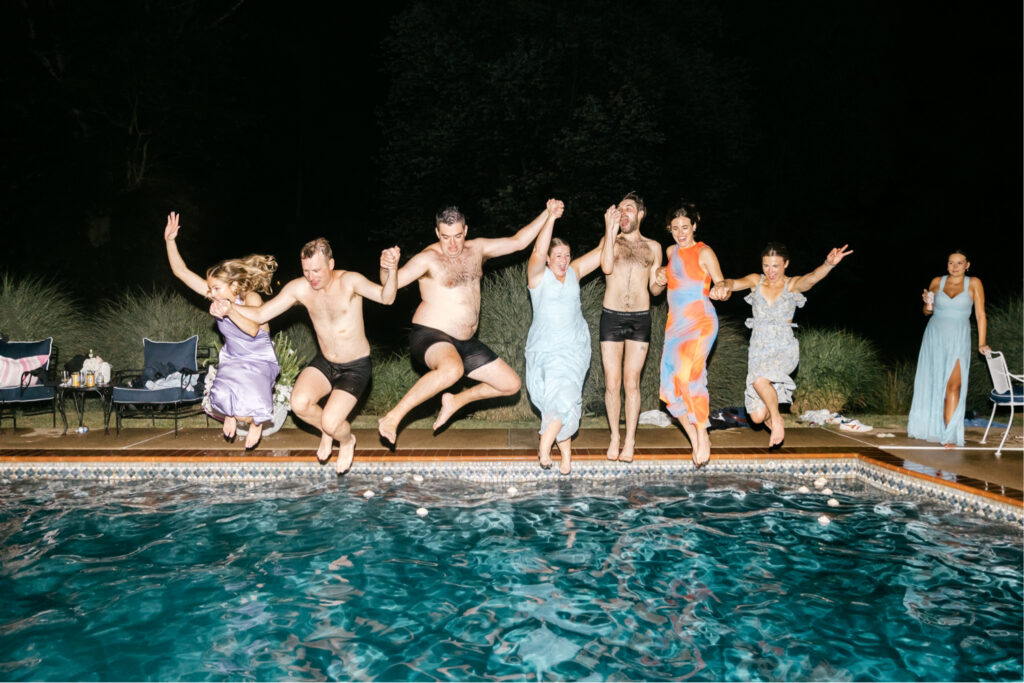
[[163, 211, 281, 449]]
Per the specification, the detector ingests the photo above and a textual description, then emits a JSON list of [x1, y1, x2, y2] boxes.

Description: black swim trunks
[[409, 324, 499, 375], [599, 308, 652, 343], [307, 353, 372, 398]]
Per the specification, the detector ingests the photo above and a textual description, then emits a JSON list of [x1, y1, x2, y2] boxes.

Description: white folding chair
[[980, 350, 1024, 456]]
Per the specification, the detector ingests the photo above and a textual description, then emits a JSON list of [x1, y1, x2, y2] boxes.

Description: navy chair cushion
[[143, 336, 199, 374], [0, 385, 55, 402], [990, 387, 1024, 405], [112, 386, 199, 404], [0, 338, 53, 364]]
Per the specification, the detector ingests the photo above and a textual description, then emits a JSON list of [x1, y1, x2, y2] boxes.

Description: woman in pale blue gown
[[525, 199, 602, 474], [907, 251, 989, 447]]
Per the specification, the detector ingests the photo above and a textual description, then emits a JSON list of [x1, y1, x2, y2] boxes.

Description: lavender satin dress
[[208, 310, 280, 425]]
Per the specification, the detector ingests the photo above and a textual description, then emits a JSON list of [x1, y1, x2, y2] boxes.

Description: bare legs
[[750, 377, 786, 447], [539, 418, 560, 468], [378, 342, 520, 446], [601, 340, 648, 462], [222, 415, 262, 450], [291, 367, 360, 474], [942, 360, 962, 448]]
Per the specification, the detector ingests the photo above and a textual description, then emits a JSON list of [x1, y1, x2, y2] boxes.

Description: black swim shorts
[[599, 308, 652, 343], [409, 324, 499, 376], [307, 352, 372, 398]]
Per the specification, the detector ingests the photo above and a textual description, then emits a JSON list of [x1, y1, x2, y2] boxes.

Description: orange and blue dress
[[659, 242, 718, 428]]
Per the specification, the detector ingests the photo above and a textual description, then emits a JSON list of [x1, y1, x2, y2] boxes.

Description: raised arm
[[164, 212, 208, 297], [527, 200, 563, 288], [600, 205, 620, 274], [571, 241, 604, 281], [358, 247, 401, 305], [789, 244, 853, 294], [970, 276, 989, 354], [389, 249, 434, 290], [479, 199, 563, 260]]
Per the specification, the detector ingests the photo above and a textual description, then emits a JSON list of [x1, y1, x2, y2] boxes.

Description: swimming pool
[[0, 475, 1020, 681]]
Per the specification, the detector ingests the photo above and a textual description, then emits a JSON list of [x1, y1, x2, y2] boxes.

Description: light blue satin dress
[[525, 267, 591, 442], [907, 276, 972, 446]]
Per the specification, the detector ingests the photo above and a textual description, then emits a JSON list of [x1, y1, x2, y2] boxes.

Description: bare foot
[[943, 443, 957, 449], [316, 433, 333, 464], [244, 422, 263, 450], [558, 446, 572, 475], [539, 450, 553, 469], [223, 416, 237, 441], [378, 414, 398, 446], [606, 435, 620, 461], [692, 436, 708, 466], [336, 435, 356, 475], [768, 417, 785, 447], [618, 440, 635, 463], [432, 393, 457, 431]]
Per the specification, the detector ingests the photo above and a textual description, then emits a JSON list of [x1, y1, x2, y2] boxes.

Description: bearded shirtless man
[[599, 192, 662, 463], [215, 238, 400, 474], [377, 200, 564, 446]]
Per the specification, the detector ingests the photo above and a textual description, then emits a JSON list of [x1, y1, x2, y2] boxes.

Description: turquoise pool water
[[0, 475, 1020, 681]]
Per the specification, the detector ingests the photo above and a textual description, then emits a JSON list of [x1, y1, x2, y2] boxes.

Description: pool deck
[[1, 422, 1020, 505]]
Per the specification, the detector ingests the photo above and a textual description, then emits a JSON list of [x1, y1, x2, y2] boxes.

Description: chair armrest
[[1009, 372, 1024, 383]]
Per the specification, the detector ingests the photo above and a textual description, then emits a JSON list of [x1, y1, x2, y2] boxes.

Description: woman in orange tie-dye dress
[[652, 203, 729, 466]]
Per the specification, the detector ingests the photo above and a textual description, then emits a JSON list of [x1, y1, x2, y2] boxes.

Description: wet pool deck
[[1, 422, 1020, 506]]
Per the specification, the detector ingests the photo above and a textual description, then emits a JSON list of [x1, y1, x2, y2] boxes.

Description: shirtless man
[[213, 238, 400, 474], [377, 200, 564, 445], [598, 192, 662, 463]]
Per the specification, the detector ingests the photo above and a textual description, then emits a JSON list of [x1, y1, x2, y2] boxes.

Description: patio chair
[[111, 336, 213, 437], [980, 350, 1023, 456], [0, 337, 59, 431]]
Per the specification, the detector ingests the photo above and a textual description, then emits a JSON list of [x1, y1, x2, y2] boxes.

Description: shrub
[[968, 296, 1023, 411], [364, 348, 420, 416], [0, 273, 89, 357], [873, 359, 916, 415], [792, 327, 884, 414], [278, 322, 317, 369], [89, 288, 220, 371]]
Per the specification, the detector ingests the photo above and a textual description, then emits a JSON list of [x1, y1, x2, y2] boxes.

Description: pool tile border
[[0, 449, 1020, 524]]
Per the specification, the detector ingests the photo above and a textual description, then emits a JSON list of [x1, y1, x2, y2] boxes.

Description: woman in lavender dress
[[163, 212, 280, 449]]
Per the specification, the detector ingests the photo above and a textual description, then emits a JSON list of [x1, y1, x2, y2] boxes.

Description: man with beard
[[598, 192, 663, 462], [215, 238, 400, 474], [377, 200, 563, 446]]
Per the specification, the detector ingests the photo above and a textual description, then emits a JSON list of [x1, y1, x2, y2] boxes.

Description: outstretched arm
[[478, 200, 563, 260], [600, 205, 620, 274], [212, 291, 269, 337], [358, 247, 401, 304], [229, 279, 302, 324], [719, 272, 761, 297], [527, 200, 564, 288], [164, 212, 208, 297], [971, 277, 989, 354], [790, 244, 853, 294]]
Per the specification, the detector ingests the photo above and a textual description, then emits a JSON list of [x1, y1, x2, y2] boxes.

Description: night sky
[[2, 1, 1021, 357]]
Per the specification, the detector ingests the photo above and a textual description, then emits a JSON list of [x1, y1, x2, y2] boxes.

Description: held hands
[[380, 246, 401, 271], [825, 244, 853, 266], [654, 266, 667, 288], [209, 299, 231, 319], [604, 205, 621, 235], [545, 199, 565, 219], [164, 211, 181, 241], [710, 283, 731, 301]]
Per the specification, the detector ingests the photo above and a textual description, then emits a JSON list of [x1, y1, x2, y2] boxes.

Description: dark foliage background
[[2, 0, 1020, 359]]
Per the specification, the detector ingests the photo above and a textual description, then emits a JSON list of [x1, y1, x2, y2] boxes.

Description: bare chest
[[614, 238, 654, 270], [435, 253, 483, 289]]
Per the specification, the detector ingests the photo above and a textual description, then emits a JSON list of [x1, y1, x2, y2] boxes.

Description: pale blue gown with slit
[[907, 276, 972, 446], [525, 267, 591, 442]]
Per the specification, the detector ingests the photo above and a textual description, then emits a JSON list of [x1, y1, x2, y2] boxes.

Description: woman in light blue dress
[[525, 200, 603, 474], [908, 251, 989, 447]]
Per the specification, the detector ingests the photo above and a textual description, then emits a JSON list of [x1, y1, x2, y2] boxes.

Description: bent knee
[[749, 409, 767, 424], [290, 393, 315, 414]]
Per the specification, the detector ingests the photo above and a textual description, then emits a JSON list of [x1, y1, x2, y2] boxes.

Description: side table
[[57, 383, 114, 435]]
